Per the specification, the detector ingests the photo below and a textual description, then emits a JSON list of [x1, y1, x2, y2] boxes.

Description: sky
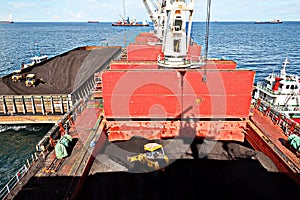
[[0, 0, 299, 22]]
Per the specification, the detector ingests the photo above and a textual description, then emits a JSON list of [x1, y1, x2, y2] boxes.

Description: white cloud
[[9, 2, 32, 9], [52, 14, 61, 20]]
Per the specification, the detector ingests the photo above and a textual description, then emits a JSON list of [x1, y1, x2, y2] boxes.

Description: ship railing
[[157, 55, 203, 66], [256, 82, 277, 95], [170, 0, 185, 3], [147, 38, 160, 46], [0, 97, 89, 200], [254, 99, 300, 137], [0, 152, 39, 200]]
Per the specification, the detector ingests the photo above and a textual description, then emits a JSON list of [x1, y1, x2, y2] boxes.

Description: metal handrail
[[255, 99, 300, 136], [0, 152, 38, 200]]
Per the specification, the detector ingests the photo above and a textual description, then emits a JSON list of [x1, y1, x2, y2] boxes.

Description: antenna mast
[[123, 0, 126, 20]]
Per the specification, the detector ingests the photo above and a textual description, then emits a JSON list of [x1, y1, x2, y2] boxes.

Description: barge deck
[[5, 100, 107, 200], [246, 108, 300, 184]]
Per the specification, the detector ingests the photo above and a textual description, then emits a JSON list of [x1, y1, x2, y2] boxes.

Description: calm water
[[0, 21, 300, 188]]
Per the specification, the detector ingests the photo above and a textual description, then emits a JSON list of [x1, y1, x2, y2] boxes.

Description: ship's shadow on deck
[[11, 158, 300, 200], [78, 159, 300, 200], [67, 137, 78, 156], [12, 176, 80, 200]]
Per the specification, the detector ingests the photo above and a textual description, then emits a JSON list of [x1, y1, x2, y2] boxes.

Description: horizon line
[[5, 20, 300, 23]]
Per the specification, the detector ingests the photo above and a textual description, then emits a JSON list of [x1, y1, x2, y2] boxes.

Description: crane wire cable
[[203, 0, 212, 82]]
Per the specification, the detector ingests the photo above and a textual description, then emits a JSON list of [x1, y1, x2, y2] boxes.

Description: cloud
[[52, 14, 61, 21], [9, 2, 31, 9]]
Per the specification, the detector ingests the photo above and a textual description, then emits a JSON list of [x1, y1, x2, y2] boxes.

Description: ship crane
[[142, 0, 167, 41], [157, 0, 196, 68], [142, 0, 158, 23]]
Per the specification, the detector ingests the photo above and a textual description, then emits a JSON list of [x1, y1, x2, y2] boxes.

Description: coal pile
[[0, 46, 121, 95]]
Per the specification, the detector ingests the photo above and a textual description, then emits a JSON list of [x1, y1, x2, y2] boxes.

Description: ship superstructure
[[253, 56, 300, 123]]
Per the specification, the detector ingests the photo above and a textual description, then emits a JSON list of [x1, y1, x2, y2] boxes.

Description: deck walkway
[[246, 108, 300, 185], [7, 100, 107, 200]]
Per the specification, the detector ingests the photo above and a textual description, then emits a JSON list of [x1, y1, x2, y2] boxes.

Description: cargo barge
[[1, 1, 300, 200], [0, 46, 121, 124]]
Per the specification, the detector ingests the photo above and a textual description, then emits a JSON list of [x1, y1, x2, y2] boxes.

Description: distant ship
[[255, 19, 283, 24], [0, 20, 14, 24], [112, 0, 149, 27], [87, 20, 99, 23], [112, 17, 150, 26]]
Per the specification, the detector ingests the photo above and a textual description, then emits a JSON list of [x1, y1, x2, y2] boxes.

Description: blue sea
[[1, 21, 300, 189]]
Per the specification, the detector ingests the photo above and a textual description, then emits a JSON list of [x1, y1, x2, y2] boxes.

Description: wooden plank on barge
[[0, 115, 62, 124]]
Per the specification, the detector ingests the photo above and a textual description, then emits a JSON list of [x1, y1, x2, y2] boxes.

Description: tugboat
[[253, 55, 300, 124], [249, 55, 300, 172]]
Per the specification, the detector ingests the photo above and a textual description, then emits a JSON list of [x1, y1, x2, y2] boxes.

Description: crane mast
[[160, 0, 194, 68], [143, 0, 195, 68], [142, 0, 167, 41]]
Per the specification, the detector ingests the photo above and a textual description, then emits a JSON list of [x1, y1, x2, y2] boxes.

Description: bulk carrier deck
[[1, 1, 300, 200]]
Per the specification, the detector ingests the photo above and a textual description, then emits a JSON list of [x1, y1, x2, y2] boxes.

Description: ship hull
[[0, 20, 14, 24], [255, 22, 283, 24]]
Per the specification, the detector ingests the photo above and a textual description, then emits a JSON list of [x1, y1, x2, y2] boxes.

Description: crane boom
[[142, 0, 167, 41], [142, 0, 157, 23]]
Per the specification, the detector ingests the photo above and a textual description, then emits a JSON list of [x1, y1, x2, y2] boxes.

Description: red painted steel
[[102, 69, 255, 119], [102, 32, 255, 142], [127, 44, 163, 61], [110, 61, 158, 70], [292, 118, 300, 123], [102, 70, 181, 118], [207, 60, 237, 69], [183, 70, 255, 118], [106, 120, 246, 142], [135, 36, 159, 44], [109, 60, 235, 70], [138, 32, 155, 37], [187, 44, 202, 57]]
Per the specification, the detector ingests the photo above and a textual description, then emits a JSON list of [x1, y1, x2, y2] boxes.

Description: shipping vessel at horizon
[[87, 20, 99, 23], [0, 20, 14, 24], [112, 0, 149, 26], [0, 1, 299, 200], [255, 19, 283, 24]]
